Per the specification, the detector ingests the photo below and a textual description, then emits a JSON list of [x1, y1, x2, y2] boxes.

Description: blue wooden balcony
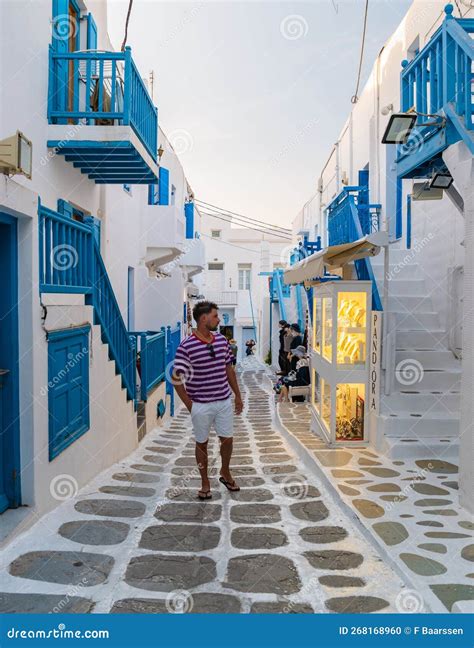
[[47, 47, 158, 184], [326, 180, 383, 311], [396, 5, 474, 179]]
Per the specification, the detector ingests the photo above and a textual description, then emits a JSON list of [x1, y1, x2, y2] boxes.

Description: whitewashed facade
[[288, 0, 473, 510], [0, 0, 204, 537]]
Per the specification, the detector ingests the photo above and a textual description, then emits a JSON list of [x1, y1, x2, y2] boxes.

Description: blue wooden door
[[0, 214, 21, 512]]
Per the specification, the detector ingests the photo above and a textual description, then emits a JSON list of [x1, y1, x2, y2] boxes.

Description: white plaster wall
[[293, 0, 470, 332]]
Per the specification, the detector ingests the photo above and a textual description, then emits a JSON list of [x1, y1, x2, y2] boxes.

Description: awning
[[283, 232, 388, 285]]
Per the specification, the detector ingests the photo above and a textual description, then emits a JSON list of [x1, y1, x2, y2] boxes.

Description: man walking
[[173, 301, 244, 500]]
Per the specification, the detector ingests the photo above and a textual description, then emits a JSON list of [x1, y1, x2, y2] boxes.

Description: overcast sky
[[107, 0, 412, 228]]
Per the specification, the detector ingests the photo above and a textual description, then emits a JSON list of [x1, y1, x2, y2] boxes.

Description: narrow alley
[[0, 363, 406, 615]]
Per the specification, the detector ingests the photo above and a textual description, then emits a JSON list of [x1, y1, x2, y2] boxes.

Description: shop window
[[336, 383, 365, 441], [322, 297, 333, 362], [48, 326, 90, 460], [336, 291, 367, 366], [313, 297, 322, 353]]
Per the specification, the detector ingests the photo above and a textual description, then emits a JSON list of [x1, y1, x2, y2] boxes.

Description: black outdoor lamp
[[429, 172, 454, 190], [381, 113, 417, 144]]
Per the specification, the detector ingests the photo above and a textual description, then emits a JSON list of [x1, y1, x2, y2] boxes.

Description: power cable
[[200, 232, 290, 259], [199, 210, 292, 240], [121, 0, 134, 51], [351, 0, 369, 104], [195, 199, 292, 234]]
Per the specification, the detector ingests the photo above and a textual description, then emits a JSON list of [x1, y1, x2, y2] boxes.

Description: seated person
[[277, 345, 310, 402]]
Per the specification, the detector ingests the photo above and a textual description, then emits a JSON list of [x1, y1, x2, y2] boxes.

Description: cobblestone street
[[1, 363, 419, 614]]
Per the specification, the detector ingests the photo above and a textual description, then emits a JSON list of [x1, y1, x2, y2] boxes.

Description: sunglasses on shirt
[[207, 343, 216, 358]]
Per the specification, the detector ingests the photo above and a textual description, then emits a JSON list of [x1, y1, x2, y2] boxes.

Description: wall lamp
[[381, 111, 446, 145]]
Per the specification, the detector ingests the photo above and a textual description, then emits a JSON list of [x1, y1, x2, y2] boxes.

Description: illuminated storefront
[[310, 281, 373, 446]]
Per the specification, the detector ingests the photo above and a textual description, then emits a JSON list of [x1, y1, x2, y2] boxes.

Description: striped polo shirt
[[173, 332, 233, 403]]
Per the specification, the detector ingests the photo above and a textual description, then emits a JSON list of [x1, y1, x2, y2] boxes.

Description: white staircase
[[372, 247, 462, 459]]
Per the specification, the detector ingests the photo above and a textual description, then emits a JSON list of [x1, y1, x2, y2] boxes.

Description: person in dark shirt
[[279, 345, 310, 402], [277, 320, 289, 375]]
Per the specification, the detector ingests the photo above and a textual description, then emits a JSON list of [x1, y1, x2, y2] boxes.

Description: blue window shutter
[[48, 326, 90, 460], [158, 167, 169, 205], [184, 202, 194, 239], [396, 177, 403, 239], [57, 198, 74, 218], [148, 183, 159, 205], [51, 0, 70, 123]]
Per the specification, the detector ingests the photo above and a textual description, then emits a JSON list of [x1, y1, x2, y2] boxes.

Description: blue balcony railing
[[326, 186, 383, 311], [48, 47, 158, 160], [397, 5, 474, 176], [166, 323, 182, 417], [39, 202, 136, 401], [401, 8, 473, 130], [131, 330, 166, 402]]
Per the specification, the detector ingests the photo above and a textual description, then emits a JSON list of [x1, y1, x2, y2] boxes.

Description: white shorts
[[190, 398, 234, 443]]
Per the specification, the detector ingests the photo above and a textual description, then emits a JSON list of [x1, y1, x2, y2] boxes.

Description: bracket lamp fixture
[[430, 171, 454, 190], [0, 131, 32, 179], [381, 111, 446, 145]]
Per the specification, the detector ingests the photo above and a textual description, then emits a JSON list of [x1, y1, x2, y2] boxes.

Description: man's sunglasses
[[207, 343, 216, 358]]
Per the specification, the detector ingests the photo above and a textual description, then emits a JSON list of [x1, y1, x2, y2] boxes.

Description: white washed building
[[0, 0, 204, 537], [283, 1, 473, 510], [197, 211, 290, 361]]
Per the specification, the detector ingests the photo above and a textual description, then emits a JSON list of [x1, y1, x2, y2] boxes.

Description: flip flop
[[198, 490, 212, 500], [219, 476, 240, 492]]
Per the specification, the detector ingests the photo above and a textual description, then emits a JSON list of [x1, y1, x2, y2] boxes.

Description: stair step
[[395, 349, 460, 370], [388, 279, 428, 296], [396, 330, 448, 348], [380, 436, 459, 460], [380, 411, 460, 437], [372, 263, 419, 279], [393, 311, 440, 330], [389, 295, 435, 312], [393, 369, 461, 392], [381, 391, 460, 414]]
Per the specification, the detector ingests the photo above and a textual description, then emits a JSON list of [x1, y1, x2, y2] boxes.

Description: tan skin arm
[[226, 365, 244, 414], [173, 372, 193, 412]]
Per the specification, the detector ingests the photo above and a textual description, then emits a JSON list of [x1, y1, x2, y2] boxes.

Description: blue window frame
[[158, 167, 169, 205], [48, 325, 90, 460], [185, 202, 194, 239]]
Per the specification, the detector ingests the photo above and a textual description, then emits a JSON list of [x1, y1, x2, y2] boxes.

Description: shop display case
[[310, 281, 372, 446]]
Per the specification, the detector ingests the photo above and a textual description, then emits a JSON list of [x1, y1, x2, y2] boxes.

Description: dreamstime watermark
[[50, 578, 88, 613], [168, 129, 194, 155], [165, 359, 195, 388], [385, 232, 434, 281], [384, 463, 432, 512], [280, 14, 308, 41], [7, 624, 109, 640], [52, 14, 78, 41], [159, 4, 204, 48], [49, 474, 79, 501], [395, 589, 425, 613], [395, 358, 424, 386], [269, 117, 319, 167], [282, 575, 319, 613], [280, 473, 309, 500], [41, 346, 88, 396], [166, 589, 194, 613], [40, 123, 85, 167], [50, 244, 79, 272]]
